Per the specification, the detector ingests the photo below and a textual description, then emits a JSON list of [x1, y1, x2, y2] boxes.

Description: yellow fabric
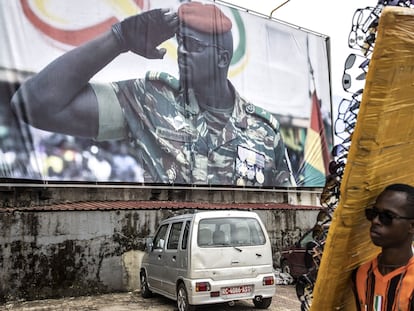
[[311, 7, 414, 311], [304, 128, 325, 173]]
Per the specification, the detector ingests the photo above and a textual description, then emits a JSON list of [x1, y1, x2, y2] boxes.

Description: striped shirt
[[352, 256, 414, 311]]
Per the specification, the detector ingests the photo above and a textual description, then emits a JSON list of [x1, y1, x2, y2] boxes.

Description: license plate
[[221, 285, 252, 296]]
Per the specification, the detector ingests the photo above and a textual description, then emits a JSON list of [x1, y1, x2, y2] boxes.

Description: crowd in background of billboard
[[0, 123, 144, 183]]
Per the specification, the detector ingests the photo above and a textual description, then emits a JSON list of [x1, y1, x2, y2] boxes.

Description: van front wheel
[[177, 283, 195, 311], [253, 297, 272, 309]]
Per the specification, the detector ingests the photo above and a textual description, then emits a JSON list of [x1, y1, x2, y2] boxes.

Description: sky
[[222, 0, 374, 102]]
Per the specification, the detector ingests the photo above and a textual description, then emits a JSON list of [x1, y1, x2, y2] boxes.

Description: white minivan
[[140, 210, 276, 311]]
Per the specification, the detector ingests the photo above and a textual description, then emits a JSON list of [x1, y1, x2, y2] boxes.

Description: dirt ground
[[1, 285, 300, 311]]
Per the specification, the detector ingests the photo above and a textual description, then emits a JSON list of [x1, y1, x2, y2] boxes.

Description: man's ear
[[217, 50, 231, 67]]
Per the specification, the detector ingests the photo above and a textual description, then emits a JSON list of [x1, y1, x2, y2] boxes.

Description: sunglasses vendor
[[352, 184, 414, 311]]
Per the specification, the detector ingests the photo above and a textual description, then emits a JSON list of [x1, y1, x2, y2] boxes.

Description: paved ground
[[1, 285, 300, 311]]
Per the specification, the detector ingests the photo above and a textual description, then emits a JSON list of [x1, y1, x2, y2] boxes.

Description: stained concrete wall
[[0, 186, 322, 302], [0, 208, 319, 302]]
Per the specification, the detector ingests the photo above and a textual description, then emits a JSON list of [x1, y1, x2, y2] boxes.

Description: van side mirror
[[145, 237, 154, 252]]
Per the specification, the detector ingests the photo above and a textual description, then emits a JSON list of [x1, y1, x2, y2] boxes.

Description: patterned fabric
[[352, 256, 414, 311], [92, 71, 293, 186]]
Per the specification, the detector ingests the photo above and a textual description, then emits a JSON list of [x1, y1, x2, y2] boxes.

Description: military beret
[[178, 2, 232, 34]]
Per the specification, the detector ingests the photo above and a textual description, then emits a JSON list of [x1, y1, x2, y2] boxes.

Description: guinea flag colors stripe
[[302, 91, 330, 186]]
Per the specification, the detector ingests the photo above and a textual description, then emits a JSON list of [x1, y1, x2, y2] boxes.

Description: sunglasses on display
[[320, 187, 340, 209], [334, 116, 356, 139], [331, 143, 349, 158], [351, 88, 364, 102], [365, 207, 414, 226], [345, 53, 370, 80], [338, 97, 360, 117], [176, 34, 223, 53], [348, 6, 382, 54], [328, 159, 346, 177], [351, 7, 381, 33], [342, 53, 370, 91], [342, 72, 352, 91], [336, 100, 360, 139], [379, 0, 414, 6], [344, 53, 370, 72]]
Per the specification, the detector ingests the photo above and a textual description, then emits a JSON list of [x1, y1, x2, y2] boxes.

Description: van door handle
[[172, 256, 176, 262], [158, 255, 162, 260]]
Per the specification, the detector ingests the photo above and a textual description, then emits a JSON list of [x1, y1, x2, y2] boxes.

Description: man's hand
[[112, 9, 178, 59]]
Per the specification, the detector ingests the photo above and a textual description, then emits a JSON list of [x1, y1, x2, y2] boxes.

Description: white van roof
[[162, 210, 261, 223]]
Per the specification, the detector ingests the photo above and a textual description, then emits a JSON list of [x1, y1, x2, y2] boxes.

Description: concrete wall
[[0, 208, 319, 302], [0, 186, 322, 302]]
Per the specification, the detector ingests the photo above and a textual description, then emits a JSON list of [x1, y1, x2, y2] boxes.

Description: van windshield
[[197, 217, 266, 247]]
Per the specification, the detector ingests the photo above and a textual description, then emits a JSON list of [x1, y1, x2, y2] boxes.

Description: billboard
[[0, 0, 332, 187]]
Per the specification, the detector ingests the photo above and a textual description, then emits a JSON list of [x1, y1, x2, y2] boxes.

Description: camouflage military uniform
[[91, 72, 294, 186]]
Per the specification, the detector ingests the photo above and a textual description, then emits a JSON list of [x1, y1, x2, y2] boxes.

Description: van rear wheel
[[253, 297, 272, 309], [140, 271, 152, 298], [177, 283, 195, 311]]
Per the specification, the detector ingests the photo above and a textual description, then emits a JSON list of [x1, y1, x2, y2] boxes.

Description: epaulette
[[145, 71, 179, 91], [245, 103, 280, 132]]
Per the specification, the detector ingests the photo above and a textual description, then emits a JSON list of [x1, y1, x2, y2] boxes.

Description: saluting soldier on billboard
[[11, 1, 295, 187]]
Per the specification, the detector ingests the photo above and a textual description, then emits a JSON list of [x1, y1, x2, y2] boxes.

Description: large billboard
[[0, 0, 332, 187]]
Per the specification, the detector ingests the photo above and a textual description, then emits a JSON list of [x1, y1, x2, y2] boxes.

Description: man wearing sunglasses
[[11, 2, 294, 187], [352, 183, 414, 311]]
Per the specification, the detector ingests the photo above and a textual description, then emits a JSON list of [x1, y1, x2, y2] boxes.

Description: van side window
[[153, 224, 168, 250], [167, 222, 183, 250], [181, 221, 190, 250]]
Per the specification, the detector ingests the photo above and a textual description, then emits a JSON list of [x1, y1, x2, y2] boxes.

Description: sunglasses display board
[[312, 6, 414, 310], [0, 0, 331, 188]]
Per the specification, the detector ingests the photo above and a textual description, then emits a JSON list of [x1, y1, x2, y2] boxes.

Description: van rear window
[[197, 217, 266, 247]]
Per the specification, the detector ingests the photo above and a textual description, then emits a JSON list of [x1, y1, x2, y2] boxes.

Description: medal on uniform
[[256, 168, 265, 184], [247, 166, 255, 180], [166, 167, 176, 183], [236, 145, 266, 186], [238, 162, 248, 176]]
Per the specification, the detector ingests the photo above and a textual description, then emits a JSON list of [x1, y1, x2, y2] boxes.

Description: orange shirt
[[352, 256, 414, 311]]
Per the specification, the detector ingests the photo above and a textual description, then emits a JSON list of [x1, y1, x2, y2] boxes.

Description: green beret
[[178, 2, 232, 34]]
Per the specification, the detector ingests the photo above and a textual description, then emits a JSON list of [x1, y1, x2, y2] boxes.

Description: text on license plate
[[221, 285, 252, 295]]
